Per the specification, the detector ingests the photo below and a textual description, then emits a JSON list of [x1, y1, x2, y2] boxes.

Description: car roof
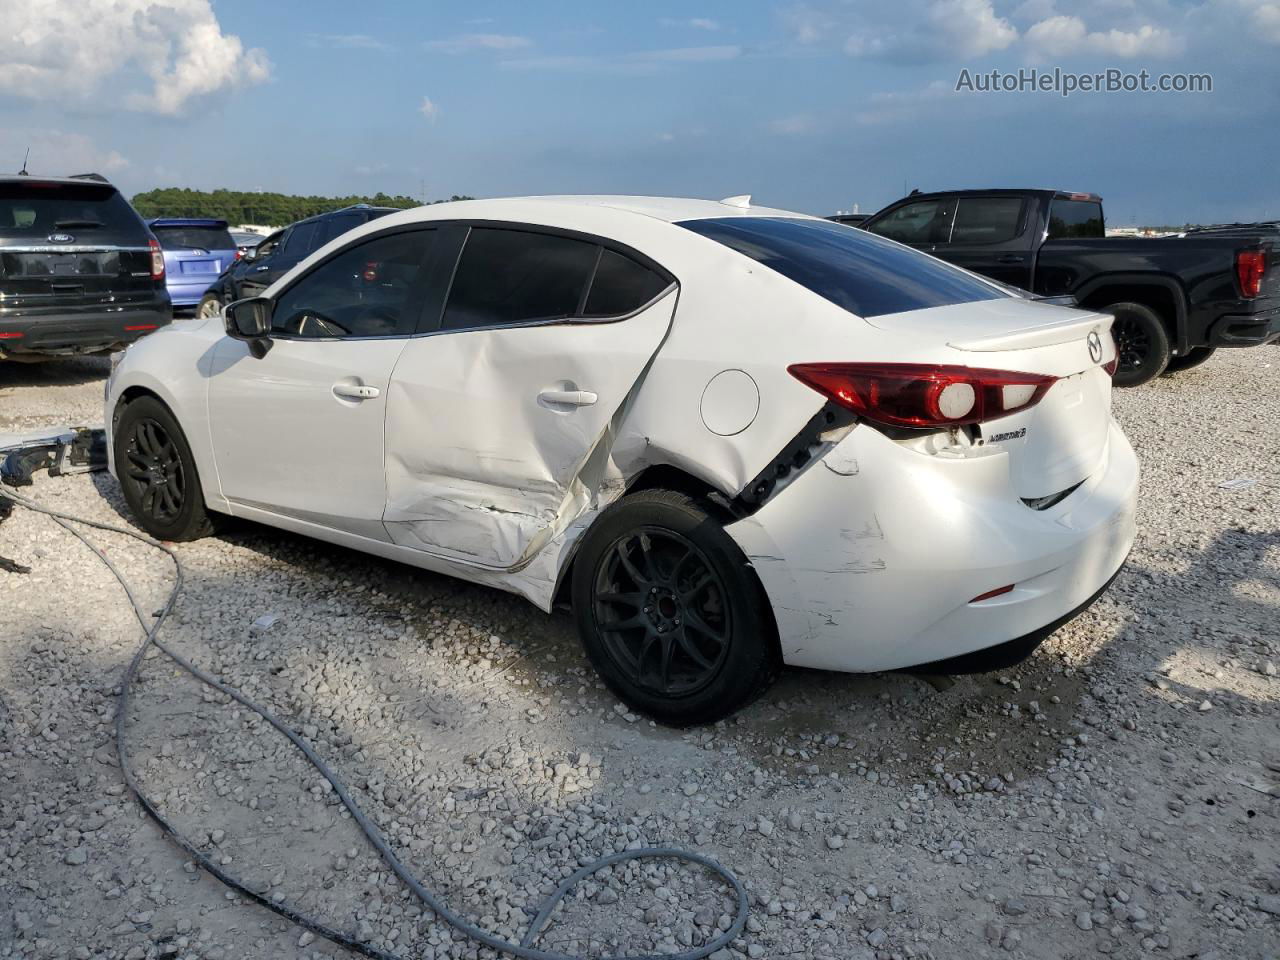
[[148, 217, 230, 228], [0, 174, 120, 189], [886, 188, 1102, 203], [388, 195, 818, 226], [295, 204, 401, 224]]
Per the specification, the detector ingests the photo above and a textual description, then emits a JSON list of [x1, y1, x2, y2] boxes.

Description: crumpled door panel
[[382, 291, 676, 569]]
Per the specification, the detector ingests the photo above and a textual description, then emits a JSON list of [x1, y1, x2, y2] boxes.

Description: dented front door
[[382, 289, 677, 569]]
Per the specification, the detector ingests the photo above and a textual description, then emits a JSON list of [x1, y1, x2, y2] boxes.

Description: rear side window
[[950, 198, 1024, 244], [0, 181, 146, 240], [680, 217, 1008, 318], [442, 228, 598, 331], [152, 225, 234, 251], [272, 229, 435, 339], [583, 249, 670, 316], [282, 220, 322, 257], [319, 213, 364, 245], [1048, 199, 1104, 239], [865, 199, 955, 245]]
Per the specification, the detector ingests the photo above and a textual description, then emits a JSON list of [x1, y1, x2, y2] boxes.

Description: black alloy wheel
[[122, 417, 187, 524], [593, 527, 732, 697], [1104, 301, 1170, 387]]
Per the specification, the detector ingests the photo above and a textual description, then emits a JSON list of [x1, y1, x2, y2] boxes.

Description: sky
[[1, 0, 1277, 225]]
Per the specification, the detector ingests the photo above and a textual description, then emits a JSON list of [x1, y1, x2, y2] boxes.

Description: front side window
[[442, 228, 599, 331], [271, 229, 434, 338], [950, 198, 1024, 244], [865, 199, 956, 245], [1048, 199, 1104, 239], [680, 217, 1008, 318]]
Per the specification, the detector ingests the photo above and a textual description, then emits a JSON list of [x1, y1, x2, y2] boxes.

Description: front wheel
[[114, 396, 217, 542], [1105, 302, 1171, 388], [1163, 346, 1216, 375], [571, 490, 780, 726]]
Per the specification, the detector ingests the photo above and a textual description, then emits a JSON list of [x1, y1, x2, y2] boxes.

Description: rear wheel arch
[[1076, 277, 1187, 352]]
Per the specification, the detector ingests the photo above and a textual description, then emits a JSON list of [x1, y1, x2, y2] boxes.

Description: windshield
[[679, 217, 1008, 318]]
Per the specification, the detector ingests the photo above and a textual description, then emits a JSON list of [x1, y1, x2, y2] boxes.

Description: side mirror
[[241, 246, 257, 262], [224, 297, 273, 357]]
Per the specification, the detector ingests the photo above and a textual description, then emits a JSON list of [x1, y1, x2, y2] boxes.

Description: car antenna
[[18, 146, 30, 176]]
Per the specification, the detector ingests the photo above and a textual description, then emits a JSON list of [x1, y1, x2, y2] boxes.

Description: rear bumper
[[1206, 308, 1280, 347], [0, 299, 172, 356], [166, 279, 218, 307], [727, 420, 1138, 673]]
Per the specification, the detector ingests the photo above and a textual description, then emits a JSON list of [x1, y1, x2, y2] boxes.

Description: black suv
[[0, 174, 170, 360], [196, 204, 399, 317]]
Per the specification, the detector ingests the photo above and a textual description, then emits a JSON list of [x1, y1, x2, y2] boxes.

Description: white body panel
[[106, 195, 1139, 674]]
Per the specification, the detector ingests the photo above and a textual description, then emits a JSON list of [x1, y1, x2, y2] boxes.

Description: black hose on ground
[[3, 487, 750, 960]]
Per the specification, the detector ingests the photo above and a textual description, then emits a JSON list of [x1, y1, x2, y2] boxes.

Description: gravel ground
[[2, 348, 1278, 960]]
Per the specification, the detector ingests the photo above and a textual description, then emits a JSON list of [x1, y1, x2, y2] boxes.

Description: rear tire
[[114, 396, 217, 542], [571, 489, 780, 726], [1105, 302, 1170, 387], [1163, 346, 1216, 375]]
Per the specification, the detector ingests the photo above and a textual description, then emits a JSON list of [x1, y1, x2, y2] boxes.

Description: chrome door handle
[[332, 383, 380, 400], [538, 388, 597, 406], [254, 265, 270, 272]]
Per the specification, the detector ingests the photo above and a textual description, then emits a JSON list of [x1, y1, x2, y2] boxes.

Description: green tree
[[131, 188, 473, 225]]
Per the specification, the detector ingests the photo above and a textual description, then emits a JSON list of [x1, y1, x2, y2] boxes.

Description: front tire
[[571, 489, 780, 726], [1163, 346, 1216, 375], [114, 396, 217, 542], [1105, 302, 1171, 387]]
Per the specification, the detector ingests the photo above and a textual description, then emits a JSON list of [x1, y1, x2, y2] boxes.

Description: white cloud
[[0, 0, 270, 116], [0, 129, 128, 177], [1237, 1, 1280, 42], [845, 0, 1017, 62], [419, 96, 440, 122], [768, 114, 819, 135], [1024, 15, 1182, 58], [425, 33, 532, 53], [660, 17, 721, 31], [307, 34, 390, 51], [502, 46, 740, 72]]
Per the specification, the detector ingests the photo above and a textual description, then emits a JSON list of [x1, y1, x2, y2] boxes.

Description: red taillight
[[124, 324, 158, 332], [362, 260, 378, 283], [148, 237, 165, 281], [1236, 249, 1266, 299], [787, 363, 1058, 430], [0, 332, 24, 339], [1103, 329, 1119, 376], [234, 249, 243, 261], [970, 584, 1015, 603]]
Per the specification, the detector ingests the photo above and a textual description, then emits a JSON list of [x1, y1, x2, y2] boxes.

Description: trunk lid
[[873, 298, 1117, 500]]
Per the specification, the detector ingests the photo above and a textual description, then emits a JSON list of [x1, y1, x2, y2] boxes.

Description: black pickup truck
[[860, 189, 1280, 386]]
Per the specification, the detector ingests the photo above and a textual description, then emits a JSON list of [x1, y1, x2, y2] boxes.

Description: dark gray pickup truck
[[0, 174, 171, 361], [860, 189, 1280, 386]]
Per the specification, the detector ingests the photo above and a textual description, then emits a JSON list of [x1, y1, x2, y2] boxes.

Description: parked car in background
[[861, 189, 1280, 386], [0, 173, 169, 361], [107, 195, 1135, 724], [147, 218, 238, 312], [231, 230, 265, 256], [827, 212, 869, 226], [196, 204, 399, 318]]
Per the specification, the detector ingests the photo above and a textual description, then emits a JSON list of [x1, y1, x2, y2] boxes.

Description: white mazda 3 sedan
[[106, 196, 1138, 724]]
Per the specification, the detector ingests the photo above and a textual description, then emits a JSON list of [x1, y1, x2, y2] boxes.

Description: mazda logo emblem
[[47, 233, 74, 244], [1088, 330, 1103, 364]]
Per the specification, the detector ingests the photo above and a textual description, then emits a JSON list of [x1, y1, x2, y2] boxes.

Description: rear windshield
[[0, 181, 146, 240], [680, 217, 1008, 318], [152, 225, 235, 251], [1048, 199, 1104, 239]]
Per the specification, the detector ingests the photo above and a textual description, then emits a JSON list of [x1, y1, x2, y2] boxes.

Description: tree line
[[130, 188, 474, 226]]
